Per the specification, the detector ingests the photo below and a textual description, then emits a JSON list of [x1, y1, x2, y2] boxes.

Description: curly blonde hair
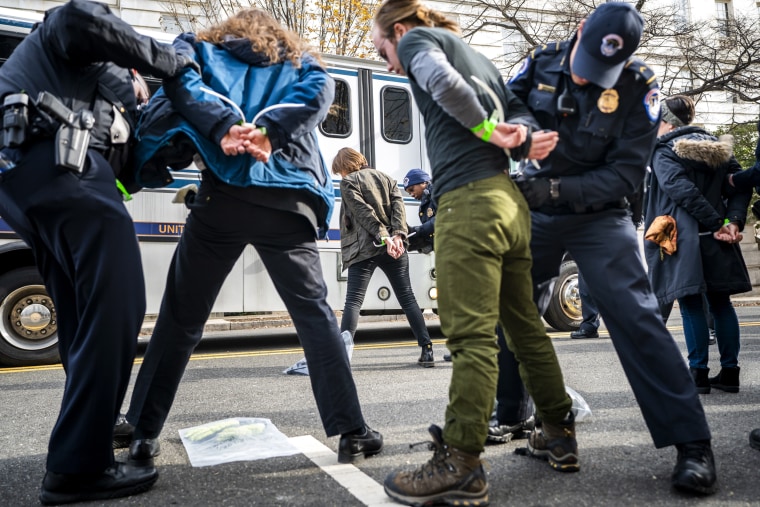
[[332, 147, 368, 176], [197, 8, 315, 67], [374, 0, 460, 40]]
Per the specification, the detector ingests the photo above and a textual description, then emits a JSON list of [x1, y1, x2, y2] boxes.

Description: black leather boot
[[709, 366, 740, 393], [690, 367, 711, 394]]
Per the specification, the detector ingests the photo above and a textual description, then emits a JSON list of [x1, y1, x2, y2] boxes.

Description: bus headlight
[[428, 287, 438, 300], [377, 287, 391, 301]]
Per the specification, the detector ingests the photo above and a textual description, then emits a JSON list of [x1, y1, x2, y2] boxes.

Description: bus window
[[0, 33, 23, 63], [320, 78, 351, 137], [381, 86, 411, 144]]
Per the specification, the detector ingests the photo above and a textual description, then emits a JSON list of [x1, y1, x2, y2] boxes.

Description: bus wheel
[[0, 267, 60, 366], [543, 261, 583, 332]]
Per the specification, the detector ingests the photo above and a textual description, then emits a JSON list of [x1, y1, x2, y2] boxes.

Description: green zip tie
[[116, 179, 132, 201]]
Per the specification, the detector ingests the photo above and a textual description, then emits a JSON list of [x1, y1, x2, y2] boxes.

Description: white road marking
[[289, 435, 399, 506]]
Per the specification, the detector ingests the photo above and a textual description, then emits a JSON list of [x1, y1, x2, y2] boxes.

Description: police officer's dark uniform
[[0, 1, 190, 503], [407, 183, 436, 253], [504, 3, 716, 494]]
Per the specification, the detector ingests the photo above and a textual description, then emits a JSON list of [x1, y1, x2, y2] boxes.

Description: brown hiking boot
[[527, 411, 580, 472], [384, 425, 489, 506]]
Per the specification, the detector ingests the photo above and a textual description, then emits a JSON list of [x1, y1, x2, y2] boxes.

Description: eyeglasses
[[377, 37, 389, 61]]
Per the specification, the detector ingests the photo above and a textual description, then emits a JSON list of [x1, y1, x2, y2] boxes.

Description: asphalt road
[[1, 309, 759, 506]]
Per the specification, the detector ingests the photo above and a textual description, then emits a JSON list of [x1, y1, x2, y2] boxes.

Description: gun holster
[[35, 92, 95, 173]]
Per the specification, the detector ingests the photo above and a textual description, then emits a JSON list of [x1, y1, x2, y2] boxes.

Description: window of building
[[715, 0, 732, 35], [320, 79, 351, 138], [381, 86, 412, 144]]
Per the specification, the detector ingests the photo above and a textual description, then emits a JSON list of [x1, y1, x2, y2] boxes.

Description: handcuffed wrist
[[470, 117, 497, 142]]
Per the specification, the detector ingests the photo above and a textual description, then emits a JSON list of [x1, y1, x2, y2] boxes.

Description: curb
[[139, 311, 441, 336]]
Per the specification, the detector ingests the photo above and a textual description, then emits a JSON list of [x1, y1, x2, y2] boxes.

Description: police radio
[[556, 74, 577, 117]]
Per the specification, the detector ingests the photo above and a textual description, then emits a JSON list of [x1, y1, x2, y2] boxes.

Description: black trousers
[[497, 208, 710, 448], [127, 176, 366, 438], [0, 143, 145, 474]]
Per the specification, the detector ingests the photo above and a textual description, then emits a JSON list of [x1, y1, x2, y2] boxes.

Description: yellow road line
[[2, 322, 759, 374]]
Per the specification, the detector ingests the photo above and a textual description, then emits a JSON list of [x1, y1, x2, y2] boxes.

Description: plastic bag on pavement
[[283, 330, 354, 376], [566, 385, 592, 422], [179, 417, 299, 467]]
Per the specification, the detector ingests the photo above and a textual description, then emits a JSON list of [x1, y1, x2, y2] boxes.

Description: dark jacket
[[408, 183, 436, 253], [0, 0, 180, 175], [508, 39, 659, 210], [134, 33, 335, 235], [339, 168, 407, 268], [644, 126, 751, 305]]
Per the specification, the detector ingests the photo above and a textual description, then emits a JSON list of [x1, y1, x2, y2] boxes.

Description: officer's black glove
[[512, 173, 551, 209], [175, 54, 201, 75]]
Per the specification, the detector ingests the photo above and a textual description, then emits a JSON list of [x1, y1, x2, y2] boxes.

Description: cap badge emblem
[[600, 35, 624, 57]]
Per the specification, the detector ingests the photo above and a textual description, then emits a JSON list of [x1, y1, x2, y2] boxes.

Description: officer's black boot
[[709, 366, 740, 393]]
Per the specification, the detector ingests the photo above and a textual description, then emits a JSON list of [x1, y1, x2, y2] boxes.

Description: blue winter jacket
[[134, 33, 336, 233]]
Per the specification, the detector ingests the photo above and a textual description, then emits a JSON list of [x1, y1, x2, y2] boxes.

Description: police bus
[[0, 7, 580, 366]]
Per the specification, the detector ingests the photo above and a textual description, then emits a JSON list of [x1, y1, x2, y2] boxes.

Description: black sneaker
[[417, 344, 434, 368], [113, 414, 134, 449], [750, 429, 760, 451], [338, 427, 383, 464], [384, 425, 488, 506], [526, 412, 579, 472], [671, 440, 717, 495], [486, 416, 536, 444], [39, 462, 158, 505]]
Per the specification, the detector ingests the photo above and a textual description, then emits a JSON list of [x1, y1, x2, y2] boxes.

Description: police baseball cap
[[572, 2, 644, 89], [403, 168, 431, 189]]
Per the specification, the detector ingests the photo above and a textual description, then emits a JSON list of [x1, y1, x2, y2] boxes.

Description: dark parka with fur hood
[[644, 126, 752, 307]]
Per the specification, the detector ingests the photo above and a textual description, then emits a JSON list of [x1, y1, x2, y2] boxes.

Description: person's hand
[[386, 235, 405, 259], [527, 130, 559, 160], [220, 124, 256, 156], [243, 128, 273, 163], [512, 173, 551, 209], [714, 223, 743, 243], [487, 123, 527, 150]]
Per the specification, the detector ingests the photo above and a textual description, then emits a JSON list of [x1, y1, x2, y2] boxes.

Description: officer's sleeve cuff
[[557, 177, 583, 203]]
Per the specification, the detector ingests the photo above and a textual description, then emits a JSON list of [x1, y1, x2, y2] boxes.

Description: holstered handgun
[[35, 92, 95, 173]]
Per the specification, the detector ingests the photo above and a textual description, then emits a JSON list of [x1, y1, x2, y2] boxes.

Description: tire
[[543, 261, 583, 332], [0, 267, 60, 366]]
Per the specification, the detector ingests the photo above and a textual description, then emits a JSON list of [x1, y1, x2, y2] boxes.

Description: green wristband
[[470, 117, 497, 142]]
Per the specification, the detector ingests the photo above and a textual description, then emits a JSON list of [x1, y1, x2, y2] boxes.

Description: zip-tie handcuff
[[470, 76, 539, 170]]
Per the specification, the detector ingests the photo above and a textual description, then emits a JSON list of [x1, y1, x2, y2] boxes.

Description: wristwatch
[[549, 178, 560, 200]]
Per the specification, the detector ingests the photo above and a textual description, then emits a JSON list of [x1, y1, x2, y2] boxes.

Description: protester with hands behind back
[[644, 94, 751, 395], [0, 0, 197, 504], [501, 2, 718, 495], [113, 8, 383, 469], [371, 1, 573, 504], [334, 148, 435, 367]]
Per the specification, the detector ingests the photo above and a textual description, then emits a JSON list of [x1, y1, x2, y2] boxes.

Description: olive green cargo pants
[[435, 174, 572, 453]]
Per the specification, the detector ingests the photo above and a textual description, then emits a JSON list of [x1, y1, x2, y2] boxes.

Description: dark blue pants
[[341, 252, 431, 347], [577, 271, 600, 333], [680, 292, 740, 369], [498, 208, 710, 448], [127, 176, 366, 438], [0, 144, 145, 474]]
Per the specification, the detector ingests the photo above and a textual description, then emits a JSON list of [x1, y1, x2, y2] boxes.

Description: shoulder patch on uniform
[[625, 58, 658, 88], [644, 88, 660, 122]]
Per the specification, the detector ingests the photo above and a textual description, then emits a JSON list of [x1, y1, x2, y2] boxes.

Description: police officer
[[403, 168, 435, 253], [504, 2, 716, 495], [0, 1, 194, 504]]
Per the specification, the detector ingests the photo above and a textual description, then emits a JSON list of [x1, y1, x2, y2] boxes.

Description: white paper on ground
[[179, 417, 299, 467]]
